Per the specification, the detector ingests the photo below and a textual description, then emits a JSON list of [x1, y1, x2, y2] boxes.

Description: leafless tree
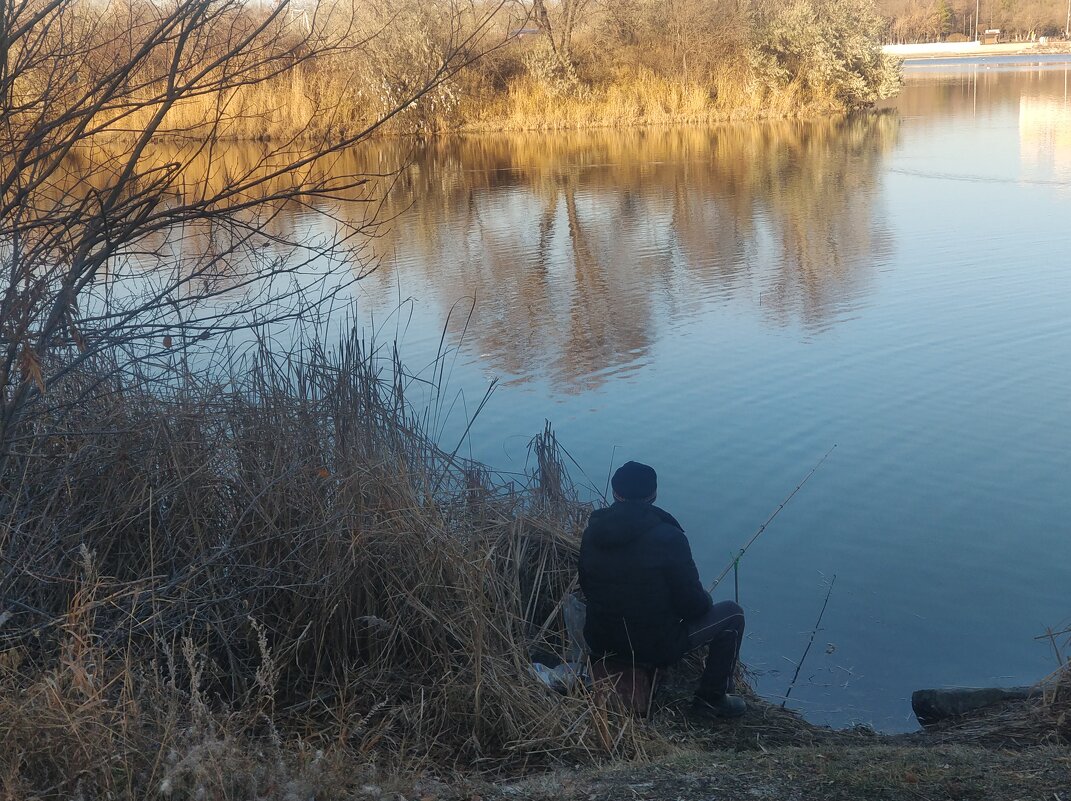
[[0, 0, 510, 473], [876, 0, 1069, 41], [525, 0, 594, 67]]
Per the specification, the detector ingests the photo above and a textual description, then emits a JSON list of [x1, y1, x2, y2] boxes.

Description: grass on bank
[[458, 69, 822, 132], [96, 64, 853, 141], [0, 338, 649, 799]]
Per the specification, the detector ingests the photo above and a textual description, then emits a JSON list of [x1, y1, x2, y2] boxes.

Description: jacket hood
[[585, 501, 682, 548]]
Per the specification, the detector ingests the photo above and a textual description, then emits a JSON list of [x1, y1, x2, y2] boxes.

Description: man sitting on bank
[[579, 460, 747, 718]]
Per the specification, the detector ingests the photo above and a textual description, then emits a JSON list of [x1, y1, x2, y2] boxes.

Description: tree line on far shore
[[1, 0, 903, 147], [424, 0, 903, 130], [877, 0, 1069, 43]]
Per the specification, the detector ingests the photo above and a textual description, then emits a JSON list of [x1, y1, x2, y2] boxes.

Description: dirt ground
[[408, 688, 1071, 801], [471, 703, 1070, 801], [489, 742, 1070, 801]]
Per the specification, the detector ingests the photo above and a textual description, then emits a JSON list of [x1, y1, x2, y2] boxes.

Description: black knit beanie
[[611, 461, 657, 502]]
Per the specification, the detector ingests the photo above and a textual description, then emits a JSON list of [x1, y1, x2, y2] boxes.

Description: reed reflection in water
[[352, 115, 900, 391], [50, 141, 384, 355]]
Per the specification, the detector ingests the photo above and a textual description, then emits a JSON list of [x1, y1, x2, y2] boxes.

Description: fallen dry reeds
[[918, 660, 1071, 749], [0, 336, 648, 799]]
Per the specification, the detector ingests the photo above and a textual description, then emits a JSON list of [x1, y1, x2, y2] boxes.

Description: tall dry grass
[[2, 339, 1067, 799], [106, 62, 470, 141], [457, 66, 832, 132], [113, 63, 833, 139], [0, 336, 648, 799]]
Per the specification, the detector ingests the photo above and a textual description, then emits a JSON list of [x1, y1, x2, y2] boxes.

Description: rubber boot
[[692, 686, 747, 719]]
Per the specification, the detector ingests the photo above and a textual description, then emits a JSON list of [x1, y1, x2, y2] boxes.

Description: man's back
[[579, 499, 712, 666]]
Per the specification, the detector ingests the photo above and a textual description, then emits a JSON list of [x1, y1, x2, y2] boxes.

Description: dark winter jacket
[[578, 500, 713, 667]]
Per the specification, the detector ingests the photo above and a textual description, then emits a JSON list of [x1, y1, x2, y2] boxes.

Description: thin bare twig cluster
[[0, 0, 512, 476]]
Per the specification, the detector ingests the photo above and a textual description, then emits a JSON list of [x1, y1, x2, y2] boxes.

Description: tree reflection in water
[[97, 116, 901, 388], [362, 115, 900, 390]]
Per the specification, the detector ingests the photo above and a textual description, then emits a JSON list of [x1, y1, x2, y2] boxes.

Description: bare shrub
[[0, 0, 510, 477], [468, 0, 900, 128]]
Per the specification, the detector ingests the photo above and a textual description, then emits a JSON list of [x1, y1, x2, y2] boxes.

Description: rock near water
[[911, 686, 1040, 726]]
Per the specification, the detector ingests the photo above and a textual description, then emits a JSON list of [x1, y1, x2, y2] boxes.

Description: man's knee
[[711, 600, 745, 634], [712, 599, 744, 620]]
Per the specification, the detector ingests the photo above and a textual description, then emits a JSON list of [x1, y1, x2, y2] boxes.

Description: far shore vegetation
[[5, 0, 904, 142], [877, 0, 1071, 44]]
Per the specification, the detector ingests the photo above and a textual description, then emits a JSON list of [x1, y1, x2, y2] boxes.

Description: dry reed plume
[[0, 337, 648, 799]]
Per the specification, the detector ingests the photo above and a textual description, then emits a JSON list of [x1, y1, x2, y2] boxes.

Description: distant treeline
[[877, 0, 1069, 43], [5, 0, 901, 141]]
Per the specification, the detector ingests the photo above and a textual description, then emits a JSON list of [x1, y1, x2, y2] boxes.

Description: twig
[[1034, 625, 1071, 640], [733, 555, 739, 604], [602, 444, 619, 503], [1045, 627, 1066, 666], [782, 574, 836, 708]]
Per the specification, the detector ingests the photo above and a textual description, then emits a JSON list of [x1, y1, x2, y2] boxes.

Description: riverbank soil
[[452, 693, 1070, 801], [489, 741, 1069, 801], [364, 677, 1070, 801]]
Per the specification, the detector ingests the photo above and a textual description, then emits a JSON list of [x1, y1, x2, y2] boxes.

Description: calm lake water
[[195, 58, 1071, 731]]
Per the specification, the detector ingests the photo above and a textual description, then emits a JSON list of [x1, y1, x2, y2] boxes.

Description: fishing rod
[[538, 444, 835, 644], [708, 444, 836, 594], [782, 573, 837, 707]]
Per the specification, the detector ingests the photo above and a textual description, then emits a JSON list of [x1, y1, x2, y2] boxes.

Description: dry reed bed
[[101, 66, 839, 141], [457, 70, 828, 133], [0, 339, 647, 799], [918, 661, 1071, 749], [7, 0, 901, 146]]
